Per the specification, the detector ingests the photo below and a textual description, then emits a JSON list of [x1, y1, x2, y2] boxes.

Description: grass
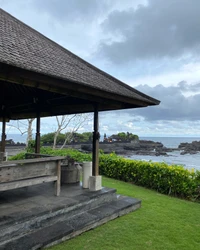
[[49, 177, 200, 250]]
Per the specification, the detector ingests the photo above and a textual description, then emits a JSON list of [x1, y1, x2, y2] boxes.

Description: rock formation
[[179, 141, 200, 155]]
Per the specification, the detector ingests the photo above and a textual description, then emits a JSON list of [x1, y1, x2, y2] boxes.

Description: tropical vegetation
[[105, 132, 139, 142], [40, 132, 93, 145]]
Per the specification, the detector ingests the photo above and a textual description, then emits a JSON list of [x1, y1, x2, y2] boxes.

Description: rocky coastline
[[178, 141, 200, 155], [80, 139, 200, 156], [4, 139, 200, 157], [59, 139, 200, 156]]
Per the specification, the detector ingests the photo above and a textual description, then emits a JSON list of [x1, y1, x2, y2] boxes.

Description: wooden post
[[1, 117, 6, 153], [35, 112, 41, 154], [92, 105, 100, 176]]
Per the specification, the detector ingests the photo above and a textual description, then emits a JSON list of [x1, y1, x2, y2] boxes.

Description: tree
[[53, 113, 92, 149], [26, 118, 35, 145], [53, 115, 76, 149], [109, 132, 139, 142], [40, 132, 93, 144], [71, 132, 93, 143], [8, 118, 35, 146], [41, 133, 65, 145]]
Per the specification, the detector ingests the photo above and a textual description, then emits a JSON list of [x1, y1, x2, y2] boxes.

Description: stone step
[[0, 196, 141, 250], [0, 187, 117, 243]]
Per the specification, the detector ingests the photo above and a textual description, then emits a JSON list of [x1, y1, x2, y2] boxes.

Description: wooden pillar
[[1, 117, 6, 153], [92, 105, 100, 176], [35, 112, 41, 154]]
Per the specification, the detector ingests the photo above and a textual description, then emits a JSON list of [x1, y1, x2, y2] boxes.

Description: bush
[[99, 153, 200, 201], [39, 147, 92, 162], [9, 147, 92, 162], [26, 140, 36, 153], [8, 152, 26, 160]]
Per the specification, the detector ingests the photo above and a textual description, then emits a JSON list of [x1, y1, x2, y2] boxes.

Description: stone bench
[[0, 156, 65, 196]]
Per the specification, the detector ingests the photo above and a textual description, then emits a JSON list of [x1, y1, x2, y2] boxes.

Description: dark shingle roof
[[0, 8, 159, 106]]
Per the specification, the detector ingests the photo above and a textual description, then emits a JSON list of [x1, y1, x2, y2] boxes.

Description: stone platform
[[0, 182, 141, 249]]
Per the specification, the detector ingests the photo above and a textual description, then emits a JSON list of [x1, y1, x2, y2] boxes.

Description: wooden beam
[[92, 105, 99, 176], [0, 176, 57, 192]]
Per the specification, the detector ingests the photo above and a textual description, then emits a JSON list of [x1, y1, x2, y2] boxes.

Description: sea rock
[[139, 140, 164, 150], [179, 141, 200, 155], [80, 140, 166, 156]]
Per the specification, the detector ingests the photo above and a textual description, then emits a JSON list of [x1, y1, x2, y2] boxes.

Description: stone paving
[[0, 182, 100, 223], [0, 182, 141, 249]]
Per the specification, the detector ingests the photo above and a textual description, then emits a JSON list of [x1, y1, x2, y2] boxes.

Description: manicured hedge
[[99, 153, 200, 201]]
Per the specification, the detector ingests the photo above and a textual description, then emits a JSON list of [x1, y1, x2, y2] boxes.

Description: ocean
[[129, 137, 200, 171], [6, 134, 27, 143], [5, 134, 200, 171]]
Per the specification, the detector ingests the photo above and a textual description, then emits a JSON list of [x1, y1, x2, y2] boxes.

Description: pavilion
[[0, 8, 160, 249], [0, 8, 159, 177]]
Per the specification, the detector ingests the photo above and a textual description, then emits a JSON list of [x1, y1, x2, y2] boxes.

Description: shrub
[[39, 147, 92, 162], [8, 152, 26, 160], [9, 147, 92, 162], [99, 153, 200, 201], [26, 140, 36, 153]]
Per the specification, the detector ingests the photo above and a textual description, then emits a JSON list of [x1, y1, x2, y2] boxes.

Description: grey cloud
[[178, 81, 200, 92], [99, 0, 200, 63], [127, 83, 200, 121]]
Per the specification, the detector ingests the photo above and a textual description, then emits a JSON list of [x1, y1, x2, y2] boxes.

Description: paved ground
[[0, 182, 141, 249], [0, 182, 114, 227]]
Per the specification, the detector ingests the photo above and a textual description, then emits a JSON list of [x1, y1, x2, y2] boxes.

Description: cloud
[[129, 82, 200, 121], [124, 62, 200, 91], [33, 0, 111, 23], [99, 109, 200, 137], [99, 0, 200, 63], [32, 0, 147, 23]]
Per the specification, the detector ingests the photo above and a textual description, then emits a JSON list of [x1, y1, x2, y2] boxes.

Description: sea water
[[128, 137, 200, 171], [6, 134, 27, 143]]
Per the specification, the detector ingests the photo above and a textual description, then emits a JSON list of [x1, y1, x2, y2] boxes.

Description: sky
[[1, 0, 200, 137]]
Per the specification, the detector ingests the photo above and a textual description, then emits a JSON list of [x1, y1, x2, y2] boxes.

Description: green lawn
[[48, 177, 200, 250]]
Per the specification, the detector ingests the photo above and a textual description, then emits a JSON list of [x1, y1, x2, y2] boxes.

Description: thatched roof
[[0, 8, 160, 120]]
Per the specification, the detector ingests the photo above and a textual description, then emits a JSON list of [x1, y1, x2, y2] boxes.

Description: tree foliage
[[41, 132, 65, 144], [40, 132, 93, 145], [109, 132, 138, 142]]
